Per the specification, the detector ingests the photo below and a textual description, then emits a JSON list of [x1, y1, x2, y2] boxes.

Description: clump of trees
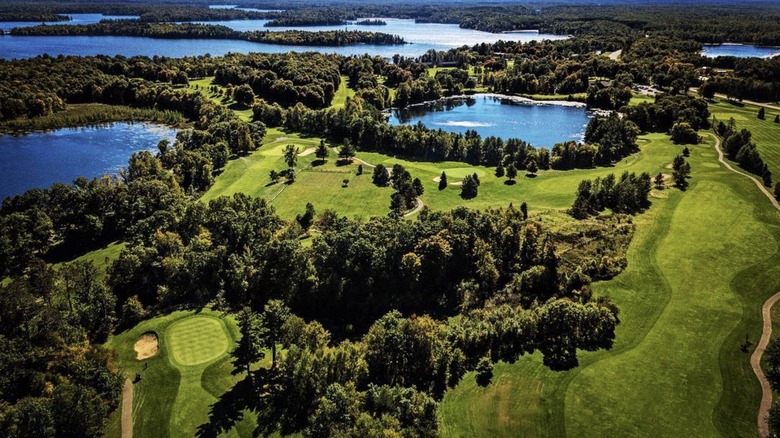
[[717, 120, 773, 187], [625, 95, 710, 134], [570, 172, 652, 219], [461, 174, 481, 199], [12, 22, 406, 48], [388, 164, 424, 216], [672, 154, 691, 189]]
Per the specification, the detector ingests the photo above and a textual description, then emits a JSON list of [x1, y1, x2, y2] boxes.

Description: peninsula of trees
[[10, 22, 406, 47]]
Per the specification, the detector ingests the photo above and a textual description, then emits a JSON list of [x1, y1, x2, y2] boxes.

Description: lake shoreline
[[386, 92, 588, 112], [387, 93, 592, 146]]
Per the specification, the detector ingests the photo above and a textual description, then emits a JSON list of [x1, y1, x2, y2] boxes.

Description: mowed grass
[[707, 97, 780, 180], [188, 77, 252, 121], [203, 128, 393, 220], [205, 131, 679, 221], [168, 316, 230, 366], [361, 133, 680, 214], [329, 75, 356, 110], [61, 241, 125, 275], [440, 133, 780, 437], [104, 310, 269, 438]]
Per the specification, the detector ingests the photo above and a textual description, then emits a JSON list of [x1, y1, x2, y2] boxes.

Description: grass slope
[[202, 128, 393, 220], [440, 134, 780, 437], [104, 309, 268, 438], [205, 131, 679, 221]]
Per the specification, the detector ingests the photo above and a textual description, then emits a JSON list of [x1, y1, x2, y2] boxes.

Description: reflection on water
[[389, 95, 591, 147], [702, 44, 780, 59]]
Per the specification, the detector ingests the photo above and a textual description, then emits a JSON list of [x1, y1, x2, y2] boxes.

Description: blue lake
[[0, 123, 176, 200], [388, 95, 591, 147], [0, 13, 138, 32], [702, 44, 780, 58], [0, 18, 567, 59]]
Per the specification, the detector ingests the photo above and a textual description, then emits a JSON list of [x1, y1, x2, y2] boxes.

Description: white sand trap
[[134, 332, 159, 360], [298, 147, 317, 156], [433, 176, 463, 186]]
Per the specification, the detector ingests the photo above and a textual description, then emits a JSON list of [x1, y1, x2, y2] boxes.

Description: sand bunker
[[134, 332, 159, 360], [433, 176, 464, 186], [298, 147, 316, 156]]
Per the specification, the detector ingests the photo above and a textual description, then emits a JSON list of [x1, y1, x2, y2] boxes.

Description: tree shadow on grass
[[196, 374, 255, 438]]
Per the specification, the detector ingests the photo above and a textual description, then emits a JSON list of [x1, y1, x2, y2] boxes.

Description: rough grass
[[439, 133, 780, 437], [63, 241, 125, 275], [103, 309, 270, 438]]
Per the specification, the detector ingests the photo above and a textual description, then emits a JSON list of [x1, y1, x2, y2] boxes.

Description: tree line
[[11, 21, 406, 47], [716, 118, 773, 187], [255, 95, 641, 173]]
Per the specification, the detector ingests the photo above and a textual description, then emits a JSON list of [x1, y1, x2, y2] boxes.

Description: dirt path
[[711, 132, 780, 437], [752, 292, 780, 438], [403, 197, 424, 217], [710, 133, 780, 210], [121, 378, 133, 438]]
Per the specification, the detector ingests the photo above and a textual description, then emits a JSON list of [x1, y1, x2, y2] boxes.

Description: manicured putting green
[[167, 316, 229, 366]]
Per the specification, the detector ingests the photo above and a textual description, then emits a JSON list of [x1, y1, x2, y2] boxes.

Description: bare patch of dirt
[[134, 332, 159, 360]]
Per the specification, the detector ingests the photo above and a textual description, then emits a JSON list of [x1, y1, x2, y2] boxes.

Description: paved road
[[691, 89, 780, 112]]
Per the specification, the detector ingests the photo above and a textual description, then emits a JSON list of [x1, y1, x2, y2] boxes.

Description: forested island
[[355, 19, 387, 26], [2, 1, 780, 438], [10, 22, 406, 46]]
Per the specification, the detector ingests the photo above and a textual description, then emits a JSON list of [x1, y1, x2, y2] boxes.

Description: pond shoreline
[[385, 92, 588, 113]]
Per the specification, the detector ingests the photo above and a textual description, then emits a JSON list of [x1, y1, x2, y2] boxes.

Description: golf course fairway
[[440, 133, 780, 437]]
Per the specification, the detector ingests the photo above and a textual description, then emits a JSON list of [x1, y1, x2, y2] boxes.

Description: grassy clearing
[[62, 241, 125, 275], [629, 93, 656, 107], [188, 77, 252, 121], [205, 131, 679, 221], [361, 133, 680, 214], [203, 128, 393, 220], [104, 309, 269, 438], [707, 97, 780, 180], [440, 133, 780, 437], [329, 75, 356, 110]]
